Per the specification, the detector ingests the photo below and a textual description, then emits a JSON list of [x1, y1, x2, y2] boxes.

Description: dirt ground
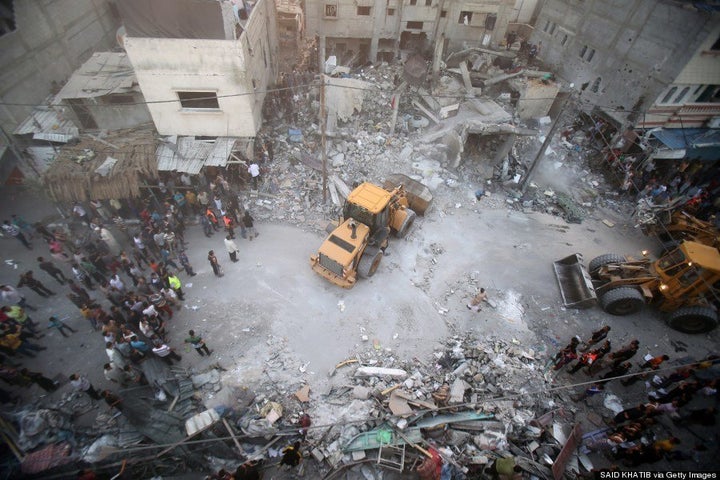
[[2, 165, 719, 477]]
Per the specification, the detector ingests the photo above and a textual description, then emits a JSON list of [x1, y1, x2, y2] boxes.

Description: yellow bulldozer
[[554, 240, 720, 333], [310, 174, 432, 288]]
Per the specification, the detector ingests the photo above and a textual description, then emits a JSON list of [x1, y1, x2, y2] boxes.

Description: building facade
[[305, 0, 516, 65], [0, 0, 119, 140], [119, 0, 278, 137], [531, 0, 719, 126]]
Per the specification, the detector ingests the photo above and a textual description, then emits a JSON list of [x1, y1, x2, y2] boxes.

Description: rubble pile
[[195, 333, 586, 478], [250, 59, 636, 237]]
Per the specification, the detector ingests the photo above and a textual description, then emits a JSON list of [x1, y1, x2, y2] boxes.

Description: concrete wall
[[61, 93, 153, 131], [0, 0, 119, 135], [531, 0, 718, 125], [308, 0, 515, 62], [123, 0, 277, 137]]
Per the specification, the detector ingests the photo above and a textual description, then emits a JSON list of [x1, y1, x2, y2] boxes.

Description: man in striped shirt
[[2, 220, 31, 249]]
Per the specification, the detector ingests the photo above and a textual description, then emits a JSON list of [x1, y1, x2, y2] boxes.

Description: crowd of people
[[550, 326, 719, 469], [0, 170, 265, 409]]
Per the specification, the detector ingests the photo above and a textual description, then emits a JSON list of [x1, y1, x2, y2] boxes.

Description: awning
[[53, 52, 138, 103], [13, 105, 79, 143], [157, 137, 240, 174], [651, 128, 720, 162]]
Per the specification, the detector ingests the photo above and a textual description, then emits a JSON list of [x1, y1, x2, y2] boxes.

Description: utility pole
[[320, 74, 328, 203], [519, 94, 570, 193]]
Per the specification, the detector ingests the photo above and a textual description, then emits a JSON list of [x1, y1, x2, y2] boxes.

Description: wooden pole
[[519, 94, 570, 193], [222, 418, 246, 456], [320, 75, 328, 204]]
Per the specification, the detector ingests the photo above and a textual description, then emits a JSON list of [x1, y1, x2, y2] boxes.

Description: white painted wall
[[124, 37, 257, 137]]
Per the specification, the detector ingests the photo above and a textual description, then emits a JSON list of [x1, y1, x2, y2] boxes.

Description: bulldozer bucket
[[553, 254, 597, 309], [383, 173, 433, 216]]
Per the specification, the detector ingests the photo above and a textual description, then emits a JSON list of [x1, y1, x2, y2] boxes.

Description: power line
[[0, 80, 702, 120]]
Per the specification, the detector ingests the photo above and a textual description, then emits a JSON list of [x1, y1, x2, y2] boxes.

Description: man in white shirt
[[248, 162, 260, 190]]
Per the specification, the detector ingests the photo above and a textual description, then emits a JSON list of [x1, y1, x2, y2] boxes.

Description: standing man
[[69, 373, 101, 401], [242, 211, 257, 240], [224, 235, 239, 263], [207, 250, 223, 277], [248, 162, 260, 190], [72, 203, 91, 226], [17, 271, 55, 297], [2, 220, 32, 249], [184, 330, 212, 356], [37, 257, 68, 285], [48, 316, 77, 337], [152, 342, 182, 365], [1, 284, 36, 311], [167, 272, 185, 300]]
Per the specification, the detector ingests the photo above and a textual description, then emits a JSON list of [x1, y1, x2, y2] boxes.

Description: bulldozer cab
[[343, 183, 393, 235], [654, 241, 720, 312]]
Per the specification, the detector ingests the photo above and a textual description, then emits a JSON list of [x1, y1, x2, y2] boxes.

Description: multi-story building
[[305, 0, 517, 65], [118, 0, 278, 138], [0, 0, 120, 136], [531, 0, 719, 127]]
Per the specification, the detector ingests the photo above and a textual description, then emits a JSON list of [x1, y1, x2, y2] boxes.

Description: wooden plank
[[459, 61, 474, 94], [411, 100, 440, 125], [222, 418, 246, 456], [330, 174, 351, 199]]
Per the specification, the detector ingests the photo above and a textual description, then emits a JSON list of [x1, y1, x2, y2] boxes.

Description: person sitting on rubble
[[280, 441, 302, 468], [234, 459, 264, 480], [466, 287, 488, 312]]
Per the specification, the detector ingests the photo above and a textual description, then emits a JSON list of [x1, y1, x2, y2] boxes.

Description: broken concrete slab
[[354, 366, 408, 379]]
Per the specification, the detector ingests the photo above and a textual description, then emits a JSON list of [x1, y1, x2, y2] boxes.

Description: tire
[[668, 306, 719, 334], [599, 287, 645, 316], [395, 209, 417, 238], [588, 254, 626, 278], [357, 248, 383, 278]]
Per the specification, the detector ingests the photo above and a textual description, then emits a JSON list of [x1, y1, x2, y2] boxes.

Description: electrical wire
[[0, 79, 700, 120]]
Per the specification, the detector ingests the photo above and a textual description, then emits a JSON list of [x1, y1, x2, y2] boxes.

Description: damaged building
[[305, 0, 533, 65], [531, 0, 720, 126], [118, 0, 279, 138]]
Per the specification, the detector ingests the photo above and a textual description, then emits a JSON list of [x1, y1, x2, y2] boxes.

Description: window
[[579, 45, 594, 62], [387, 7, 395, 15], [590, 77, 601, 93], [660, 86, 677, 104], [324, 4, 337, 17], [711, 34, 720, 51], [675, 86, 690, 103], [357, 6, 371, 15], [561, 34, 568, 46], [407, 21, 423, 29], [459, 11, 472, 24], [105, 94, 134, 104], [544, 20, 556, 34], [409, 0, 417, 4], [544, 20, 551, 32], [485, 13, 496, 30], [0, 0, 16, 37], [697, 85, 720, 103], [440, 10, 447, 17], [177, 91, 220, 109], [425, 0, 432, 5]]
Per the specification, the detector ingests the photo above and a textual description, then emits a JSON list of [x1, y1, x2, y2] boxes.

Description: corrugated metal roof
[[13, 107, 79, 141], [53, 52, 138, 102], [157, 137, 237, 174], [651, 128, 720, 162]]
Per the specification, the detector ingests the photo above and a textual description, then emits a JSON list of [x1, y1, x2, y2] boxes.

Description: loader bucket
[[384, 173, 433, 216], [553, 254, 597, 309]]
